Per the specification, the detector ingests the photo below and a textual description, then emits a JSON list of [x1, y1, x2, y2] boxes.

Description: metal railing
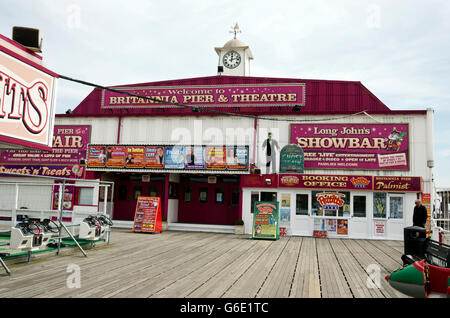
[[0, 173, 114, 258]]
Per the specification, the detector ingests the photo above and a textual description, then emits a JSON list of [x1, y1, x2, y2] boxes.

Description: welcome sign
[[101, 83, 305, 108], [290, 124, 409, 170]]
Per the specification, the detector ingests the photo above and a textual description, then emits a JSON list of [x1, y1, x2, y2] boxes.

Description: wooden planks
[[342, 239, 407, 298], [315, 238, 353, 298], [329, 239, 384, 298], [221, 238, 289, 298], [257, 237, 302, 298], [0, 229, 409, 298], [289, 237, 321, 298]]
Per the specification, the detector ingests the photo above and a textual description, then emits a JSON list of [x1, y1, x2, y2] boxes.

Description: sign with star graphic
[[290, 123, 409, 170], [101, 83, 305, 108]]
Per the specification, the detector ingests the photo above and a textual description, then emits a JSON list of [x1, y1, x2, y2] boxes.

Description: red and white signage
[[374, 220, 386, 236], [0, 34, 58, 151]]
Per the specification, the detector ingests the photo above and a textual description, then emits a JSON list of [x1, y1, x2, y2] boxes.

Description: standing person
[[262, 132, 280, 174], [413, 199, 428, 228]]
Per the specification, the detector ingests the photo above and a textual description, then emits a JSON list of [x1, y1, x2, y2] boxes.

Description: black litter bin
[[404, 226, 428, 258]]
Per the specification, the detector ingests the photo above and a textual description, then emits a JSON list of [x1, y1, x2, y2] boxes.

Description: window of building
[[184, 187, 192, 202], [133, 186, 142, 200], [312, 191, 350, 217], [261, 192, 277, 202], [199, 188, 208, 203], [296, 194, 308, 215], [149, 186, 158, 197], [169, 183, 178, 198], [216, 188, 224, 204], [251, 192, 259, 213], [390, 196, 403, 219], [118, 185, 127, 201], [353, 196, 367, 218], [373, 192, 387, 218], [78, 188, 94, 205], [232, 188, 240, 205]]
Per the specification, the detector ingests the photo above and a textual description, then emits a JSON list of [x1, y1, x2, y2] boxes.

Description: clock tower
[[215, 23, 253, 76]]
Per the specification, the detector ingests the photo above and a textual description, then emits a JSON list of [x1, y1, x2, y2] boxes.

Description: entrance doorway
[[178, 176, 240, 225], [113, 175, 165, 221]]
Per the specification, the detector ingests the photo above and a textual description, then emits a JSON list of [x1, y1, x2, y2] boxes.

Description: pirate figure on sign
[[386, 127, 406, 152], [262, 132, 280, 174]]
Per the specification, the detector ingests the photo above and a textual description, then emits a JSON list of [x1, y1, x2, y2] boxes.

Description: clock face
[[223, 51, 241, 69]]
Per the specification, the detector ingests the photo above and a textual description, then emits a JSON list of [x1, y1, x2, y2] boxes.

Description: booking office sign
[[290, 124, 409, 171]]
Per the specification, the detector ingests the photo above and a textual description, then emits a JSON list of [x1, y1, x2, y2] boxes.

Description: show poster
[[0, 125, 90, 178], [422, 193, 432, 238], [325, 219, 337, 233], [125, 146, 145, 168], [313, 218, 327, 238], [279, 194, 291, 234], [337, 219, 348, 235], [184, 146, 205, 169], [252, 201, 279, 240], [226, 146, 249, 170], [52, 183, 74, 211], [290, 124, 409, 170], [132, 196, 162, 233], [206, 146, 226, 170], [88, 145, 106, 167], [145, 146, 165, 168], [164, 146, 185, 169], [280, 208, 291, 223], [106, 146, 126, 168]]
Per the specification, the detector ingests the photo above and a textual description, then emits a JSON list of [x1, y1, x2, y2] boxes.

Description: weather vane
[[229, 22, 241, 39]]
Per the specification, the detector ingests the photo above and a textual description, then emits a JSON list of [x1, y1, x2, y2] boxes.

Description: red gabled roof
[[63, 75, 411, 117]]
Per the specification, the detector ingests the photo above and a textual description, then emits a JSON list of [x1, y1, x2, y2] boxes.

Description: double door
[[114, 180, 165, 221], [178, 181, 240, 225]]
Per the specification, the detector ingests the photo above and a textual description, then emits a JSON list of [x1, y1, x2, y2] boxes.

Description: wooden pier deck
[[0, 229, 408, 298]]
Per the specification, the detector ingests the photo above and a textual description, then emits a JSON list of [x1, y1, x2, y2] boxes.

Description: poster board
[[132, 197, 162, 233], [252, 201, 279, 240], [280, 193, 291, 237], [374, 220, 386, 237], [422, 193, 432, 238]]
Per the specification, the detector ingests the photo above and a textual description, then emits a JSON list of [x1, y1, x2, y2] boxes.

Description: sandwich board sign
[[132, 197, 162, 233], [252, 201, 280, 240]]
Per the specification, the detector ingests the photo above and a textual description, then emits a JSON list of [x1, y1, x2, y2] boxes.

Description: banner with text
[[279, 174, 422, 192], [0, 125, 90, 178], [101, 83, 305, 108]]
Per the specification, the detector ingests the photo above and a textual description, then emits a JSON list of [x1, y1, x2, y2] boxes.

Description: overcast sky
[[1, 0, 449, 186]]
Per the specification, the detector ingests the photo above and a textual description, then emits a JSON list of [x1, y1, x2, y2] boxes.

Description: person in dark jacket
[[413, 199, 428, 227]]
